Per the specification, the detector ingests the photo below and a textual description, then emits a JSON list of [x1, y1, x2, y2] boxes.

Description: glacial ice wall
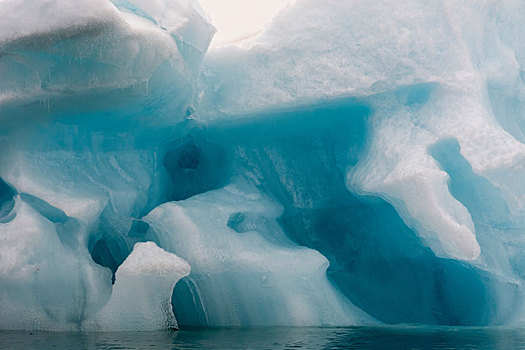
[[1, 0, 525, 330]]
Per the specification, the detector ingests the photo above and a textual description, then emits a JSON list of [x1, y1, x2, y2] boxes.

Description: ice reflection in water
[[2, 326, 525, 349]]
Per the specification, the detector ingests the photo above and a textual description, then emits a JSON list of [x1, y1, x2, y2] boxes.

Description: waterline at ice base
[[2, 0, 525, 331]]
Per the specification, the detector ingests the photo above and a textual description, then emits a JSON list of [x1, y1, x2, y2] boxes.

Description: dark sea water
[[2, 326, 525, 350]]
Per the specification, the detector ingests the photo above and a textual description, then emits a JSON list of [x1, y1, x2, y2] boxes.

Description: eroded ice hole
[[163, 136, 228, 201], [0, 177, 16, 223], [177, 143, 200, 170], [227, 212, 270, 234], [90, 239, 119, 283], [88, 219, 157, 284]]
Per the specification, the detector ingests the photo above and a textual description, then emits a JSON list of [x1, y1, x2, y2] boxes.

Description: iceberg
[[1, 0, 525, 330]]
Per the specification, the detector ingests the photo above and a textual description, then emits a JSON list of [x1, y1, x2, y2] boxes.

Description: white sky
[[198, 0, 295, 48]]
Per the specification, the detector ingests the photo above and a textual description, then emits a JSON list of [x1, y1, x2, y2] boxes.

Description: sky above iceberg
[[199, 0, 295, 47]]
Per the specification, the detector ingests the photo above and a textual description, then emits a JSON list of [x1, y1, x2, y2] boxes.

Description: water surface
[[2, 326, 525, 349]]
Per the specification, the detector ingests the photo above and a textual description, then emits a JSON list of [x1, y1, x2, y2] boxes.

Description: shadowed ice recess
[[2, 0, 525, 331]]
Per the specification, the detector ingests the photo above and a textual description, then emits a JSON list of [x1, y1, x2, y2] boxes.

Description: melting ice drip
[[1, 0, 525, 330]]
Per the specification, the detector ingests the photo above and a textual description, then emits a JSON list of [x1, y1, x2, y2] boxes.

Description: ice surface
[[198, 0, 525, 263], [84, 241, 190, 331], [0, 0, 213, 116], [0, 200, 111, 330], [145, 180, 372, 326], [2, 0, 525, 330]]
